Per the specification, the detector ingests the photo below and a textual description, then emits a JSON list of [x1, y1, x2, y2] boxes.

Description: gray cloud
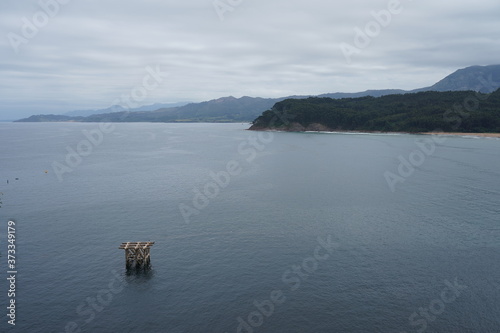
[[0, 0, 499, 119]]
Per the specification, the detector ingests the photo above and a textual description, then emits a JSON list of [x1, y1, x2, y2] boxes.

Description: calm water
[[0, 123, 499, 333]]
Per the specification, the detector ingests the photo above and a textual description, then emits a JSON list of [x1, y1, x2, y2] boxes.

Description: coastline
[[249, 126, 500, 138], [421, 132, 500, 138]]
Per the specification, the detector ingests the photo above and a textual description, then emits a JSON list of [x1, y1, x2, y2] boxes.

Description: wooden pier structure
[[119, 242, 155, 269]]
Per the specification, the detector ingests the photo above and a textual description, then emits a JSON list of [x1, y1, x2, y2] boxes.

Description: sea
[[0, 122, 499, 333]]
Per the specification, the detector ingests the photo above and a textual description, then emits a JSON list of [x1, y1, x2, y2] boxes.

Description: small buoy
[[44, 170, 48, 174]]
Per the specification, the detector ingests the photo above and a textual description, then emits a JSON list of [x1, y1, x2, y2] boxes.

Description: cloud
[[0, 0, 499, 119]]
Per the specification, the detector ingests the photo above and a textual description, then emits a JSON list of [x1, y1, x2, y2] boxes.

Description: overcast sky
[[1, 0, 499, 119]]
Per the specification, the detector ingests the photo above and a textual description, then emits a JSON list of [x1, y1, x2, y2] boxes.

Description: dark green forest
[[250, 90, 500, 133]]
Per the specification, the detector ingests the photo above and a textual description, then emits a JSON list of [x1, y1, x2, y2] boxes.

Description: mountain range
[[63, 102, 192, 117], [16, 65, 500, 123]]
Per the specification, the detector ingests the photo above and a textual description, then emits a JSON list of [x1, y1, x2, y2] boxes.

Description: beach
[[423, 132, 500, 138]]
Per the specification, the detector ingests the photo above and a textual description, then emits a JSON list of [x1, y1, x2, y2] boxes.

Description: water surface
[[0, 123, 499, 332]]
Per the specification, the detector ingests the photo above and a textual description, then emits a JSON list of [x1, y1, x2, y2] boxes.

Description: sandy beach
[[422, 132, 500, 138], [252, 126, 500, 138]]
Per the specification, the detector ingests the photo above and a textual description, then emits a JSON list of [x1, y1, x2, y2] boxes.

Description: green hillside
[[250, 90, 500, 133]]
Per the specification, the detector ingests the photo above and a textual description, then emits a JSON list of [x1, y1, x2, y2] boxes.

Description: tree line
[[250, 90, 500, 133]]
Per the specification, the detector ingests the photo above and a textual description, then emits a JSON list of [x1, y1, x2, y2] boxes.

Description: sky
[[1, 0, 499, 120]]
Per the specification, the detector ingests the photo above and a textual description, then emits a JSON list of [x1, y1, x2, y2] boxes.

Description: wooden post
[[119, 242, 154, 270]]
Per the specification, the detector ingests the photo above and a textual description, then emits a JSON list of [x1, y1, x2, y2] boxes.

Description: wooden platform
[[119, 242, 154, 269]]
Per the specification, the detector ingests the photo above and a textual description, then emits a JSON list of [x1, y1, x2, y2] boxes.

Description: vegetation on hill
[[249, 90, 500, 133]]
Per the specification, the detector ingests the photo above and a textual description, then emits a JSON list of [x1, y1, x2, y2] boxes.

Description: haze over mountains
[[64, 102, 192, 117], [16, 65, 500, 123]]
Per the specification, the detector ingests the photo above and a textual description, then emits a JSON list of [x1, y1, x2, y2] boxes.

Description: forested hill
[[249, 90, 500, 133]]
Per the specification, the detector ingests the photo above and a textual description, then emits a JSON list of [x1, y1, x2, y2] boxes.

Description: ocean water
[[0, 122, 499, 333]]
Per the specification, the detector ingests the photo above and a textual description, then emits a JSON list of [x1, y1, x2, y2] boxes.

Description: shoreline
[[421, 132, 500, 138], [249, 127, 500, 138]]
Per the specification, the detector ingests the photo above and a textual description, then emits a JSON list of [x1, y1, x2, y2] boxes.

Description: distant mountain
[[129, 102, 191, 112], [318, 89, 407, 99], [81, 96, 294, 123], [64, 102, 191, 117], [15, 65, 500, 123], [65, 105, 125, 117], [17, 114, 84, 122], [416, 64, 500, 93], [150, 96, 293, 122]]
